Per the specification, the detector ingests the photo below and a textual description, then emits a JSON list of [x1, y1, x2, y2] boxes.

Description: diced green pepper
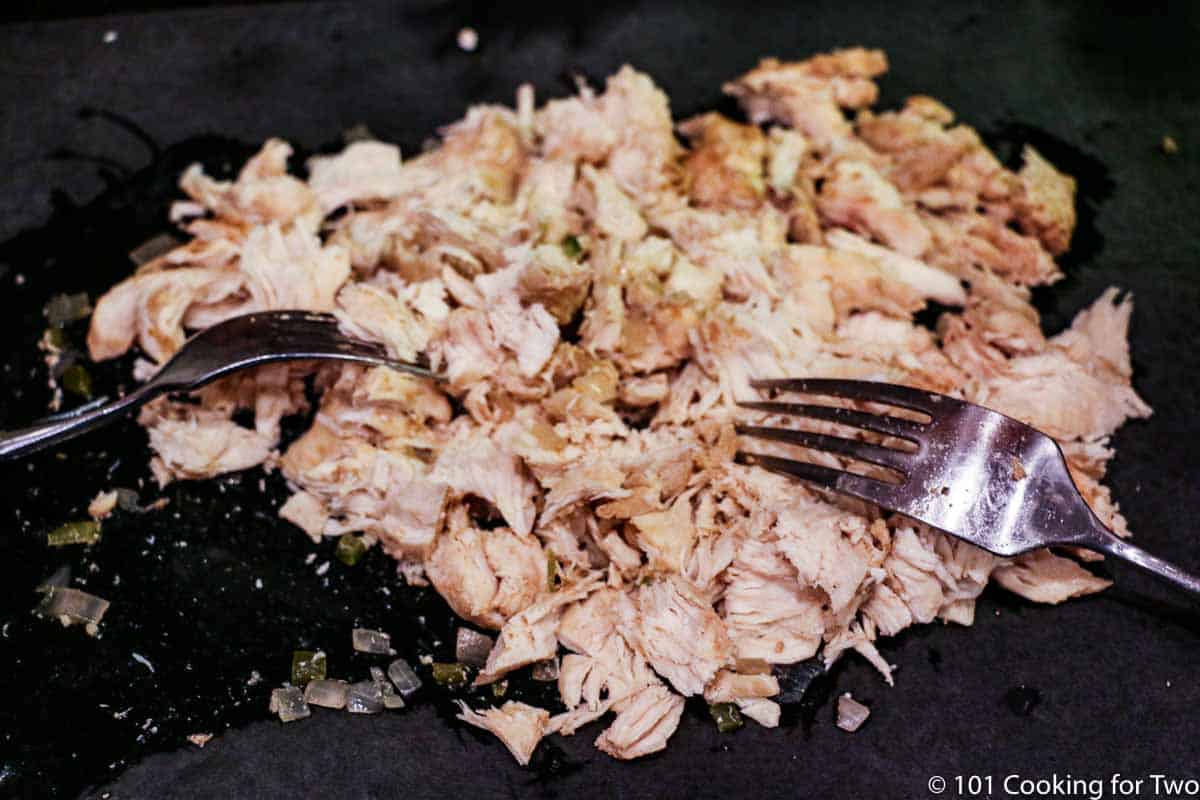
[[561, 235, 583, 260], [62, 365, 93, 400], [44, 327, 68, 350], [47, 520, 101, 547], [708, 702, 743, 734], [546, 551, 561, 592], [335, 534, 367, 566], [430, 662, 470, 689], [491, 680, 508, 699], [291, 650, 327, 686]]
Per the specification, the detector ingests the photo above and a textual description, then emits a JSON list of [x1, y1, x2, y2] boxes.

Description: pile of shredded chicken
[[87, 48, 1149, 763]]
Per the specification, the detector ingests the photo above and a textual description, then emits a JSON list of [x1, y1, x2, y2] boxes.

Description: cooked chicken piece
[[971, 290, 1150, 441], [456, 701, 550, 766], [594, 684, 686, 760], [87, 50, 1149, 765], [823, 229, 965, 306], [992, 549, 1111, 603], [577, 165, 646, 242], [88, 266, 244, 362], [87, 490, 119, 521], [856, 98, 977, 193], [736, 698, 782, 728], [619, 373, 669, 407], [141, 402, 275, 485], [179, 138, 321, 231], [724, 49, 887, 148], [332, 284, 429, 362], [433, 428, 538, 535], [278, 491, 328, 543], [307, 140, 406, 213], [475, 577, 602, 685], [678, 113, 767, 210], [817, 160, 932, 257], [631, 576, 733, 695], [703, 669, 780, 704], [1014, 146, 1077, 255]]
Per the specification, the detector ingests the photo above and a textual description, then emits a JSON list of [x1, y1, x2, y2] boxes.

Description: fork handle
[[1085, 528, 1200, 597], [0, 388, 153, 461]]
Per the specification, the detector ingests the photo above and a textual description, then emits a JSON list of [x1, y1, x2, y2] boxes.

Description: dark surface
[[1, 1, 1199, 798]]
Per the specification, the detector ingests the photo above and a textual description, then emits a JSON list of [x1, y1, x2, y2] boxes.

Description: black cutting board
[[1, 2, 1199, 798]]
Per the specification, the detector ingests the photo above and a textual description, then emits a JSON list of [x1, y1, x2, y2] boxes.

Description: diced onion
[[454, 627, 494, 668], [370, 666, 406, 709], [37, 587, 109, 627], [351, 628, 394, 655], [44, 292, 92, 326], [531, 658, 559, 682], [36, 565, 72, 593], [303, 679, 349, 710], [836, 693, 870, 732], [269, 686, 310, 722], [387, 659, 422, 697], [128, 233, 181, 266], [346, 680, 384, 714]]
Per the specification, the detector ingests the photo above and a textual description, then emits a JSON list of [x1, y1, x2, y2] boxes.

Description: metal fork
[[0, 310, 436, 460], [737, 378, 1200, 596]]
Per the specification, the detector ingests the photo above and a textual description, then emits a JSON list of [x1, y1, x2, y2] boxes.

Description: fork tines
[[735, 378, 942, 495]]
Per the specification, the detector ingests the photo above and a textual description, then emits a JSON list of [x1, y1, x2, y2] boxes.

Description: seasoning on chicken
[[86, 46, 1147, 764]]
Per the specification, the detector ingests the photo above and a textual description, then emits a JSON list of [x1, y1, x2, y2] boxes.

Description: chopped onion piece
[[351, 628, 394, 655], [836, 693, 870, 732], [531, 658, 559, 682], [303, 679, 349, 710], [387, 659, 422, 697], [115, 488, 143, 511], [128, 233, 181, 266], [269, 686, 310, 722], [44, 292, 92, 326], [346, 680, 384, 714], [37, 587, 110, 628], [36, 565, 72, 593], [455, 627, 494, 667], [371, 666, 405, 709]]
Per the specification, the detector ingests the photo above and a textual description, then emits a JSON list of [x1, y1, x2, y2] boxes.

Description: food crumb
[[315, 561, 330, 576], [254, 578, 263, 590], [103, 30, 118, 44], [247, 670, 262, 687], [456, 27, 478, 52], [1011, 456, 1027, 480], [1162, 135, 1179, 155], [187, 733, 213, 747]]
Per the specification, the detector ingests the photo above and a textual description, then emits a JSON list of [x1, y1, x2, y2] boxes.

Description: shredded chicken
[[86, 47, 1147, 764]]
